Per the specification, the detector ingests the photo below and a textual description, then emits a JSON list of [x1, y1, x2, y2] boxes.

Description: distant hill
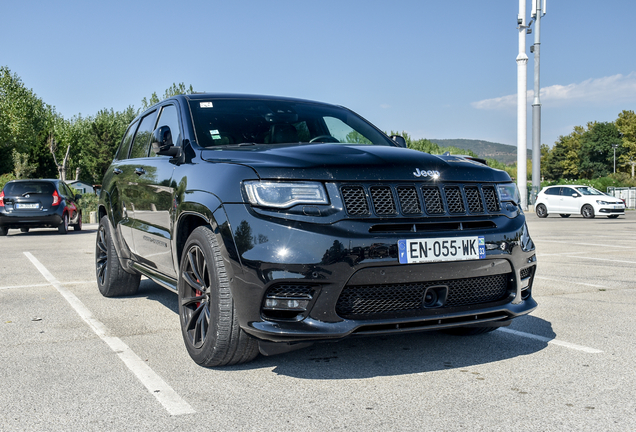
[[429, 139, 531, 165]]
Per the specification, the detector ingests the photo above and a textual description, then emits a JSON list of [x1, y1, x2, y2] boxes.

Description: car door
[[542, 187, 561, 212], [560, 187, 579, 213], [129, 104, 181, 277]]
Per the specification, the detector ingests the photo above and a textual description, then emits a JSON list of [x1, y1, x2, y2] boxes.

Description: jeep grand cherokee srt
[[96, 94, 537, 367]]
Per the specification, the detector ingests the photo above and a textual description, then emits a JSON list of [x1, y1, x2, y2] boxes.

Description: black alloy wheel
[[95, 216, 140, 297], [178, 226, 259, 367], [581, 204, 595, 219], [536, 204, 548, 218]]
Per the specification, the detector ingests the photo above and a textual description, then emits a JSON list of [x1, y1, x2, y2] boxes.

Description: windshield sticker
[[200, 102, 214, 108], [210, 130, 221, 140]]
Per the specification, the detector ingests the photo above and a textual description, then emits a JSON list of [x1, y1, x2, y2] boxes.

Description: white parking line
[[23, 252, 195, 416], [534, 276, 610, 289], [498, 328, 603, 353], [0, 281, 96, 290], [533, 239, 636, 249]]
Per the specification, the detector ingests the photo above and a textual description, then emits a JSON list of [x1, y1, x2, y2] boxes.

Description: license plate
[[398, 236, 486, 264], [613, 205, 623, 209], [16, 203, 39, 209]]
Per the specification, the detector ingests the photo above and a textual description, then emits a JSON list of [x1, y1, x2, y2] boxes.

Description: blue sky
[[2, 0, 635, 148]]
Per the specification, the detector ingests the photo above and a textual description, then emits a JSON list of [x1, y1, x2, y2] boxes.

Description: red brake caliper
[[195, 279, 202, 308]]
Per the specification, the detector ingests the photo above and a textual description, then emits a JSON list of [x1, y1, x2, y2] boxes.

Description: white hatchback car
[[535, 185, 626, 219]]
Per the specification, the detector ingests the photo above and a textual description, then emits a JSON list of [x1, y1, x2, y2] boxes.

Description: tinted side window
[[561, 187, 576, 196], [116, 121, 139, 160], [130, 111, 158, 159], [151, 105, 181, 157], [545, 188, 559, 196]]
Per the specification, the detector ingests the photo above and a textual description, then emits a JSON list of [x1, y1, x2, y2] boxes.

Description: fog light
[[263, 297, 310, 311]]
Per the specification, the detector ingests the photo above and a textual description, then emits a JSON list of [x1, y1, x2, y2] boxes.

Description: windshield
[[575, 186, 604, 196], [188, 99, 395, 148]]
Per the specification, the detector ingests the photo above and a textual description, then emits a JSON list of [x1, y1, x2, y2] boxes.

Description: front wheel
[[178, 226, 259, 367], [58, 213, 69, 234], [581, 204, 595, 219], [73, 212, 82, 231], [95, 216, 140, 297], [536, 204, 548, 218]]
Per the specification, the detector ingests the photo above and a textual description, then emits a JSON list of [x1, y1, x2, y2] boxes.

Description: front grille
[[336, 274, 510, 319], [520, 266, 534, 280], [341, 183, 500, 218], [265, 284, 316, 298], [341, 186, 369, 215], [370, 186, 396, 215]]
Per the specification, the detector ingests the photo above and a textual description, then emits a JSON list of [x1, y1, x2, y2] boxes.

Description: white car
[[535, 185, 626, 219]]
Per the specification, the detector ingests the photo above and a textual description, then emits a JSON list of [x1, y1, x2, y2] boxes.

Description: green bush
[[77, 192, 99, 223], [0, 173, 16, 190]]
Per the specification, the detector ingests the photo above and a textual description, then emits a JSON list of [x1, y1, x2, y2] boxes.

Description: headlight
[[244, 181, 328, 208], [596, 200, 609, 205], [497, 183, 521, 204]]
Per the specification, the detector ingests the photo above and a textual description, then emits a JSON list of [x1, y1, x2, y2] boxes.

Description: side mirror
[[390, 135, 407, 148], [152, 126, 180, 157], [572, 193, 579, 198]]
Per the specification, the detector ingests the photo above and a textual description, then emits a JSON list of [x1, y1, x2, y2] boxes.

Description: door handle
[[113, 168, 123, 175], [135, 168, 146, 176]]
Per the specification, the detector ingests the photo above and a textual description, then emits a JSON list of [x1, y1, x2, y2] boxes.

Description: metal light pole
[[517, 0, 528, 210], [612, 144, 619, 173], [531, 0, 546, 204]]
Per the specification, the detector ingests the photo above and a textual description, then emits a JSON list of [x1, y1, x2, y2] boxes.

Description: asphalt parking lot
[[1, 211, 635, 431]]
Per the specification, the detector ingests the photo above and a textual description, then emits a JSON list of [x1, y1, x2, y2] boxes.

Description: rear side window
[[544, 188, 560, 196], [130, 110, 158, 159], [116, 120, 139, 160], [3, 181, 55, 196]]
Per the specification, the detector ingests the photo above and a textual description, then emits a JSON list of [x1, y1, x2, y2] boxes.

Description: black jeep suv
[[96, 94, 537, 367]]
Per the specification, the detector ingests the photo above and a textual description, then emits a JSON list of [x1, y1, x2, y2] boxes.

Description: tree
[[616, 110, 636, 176], [578, 122, 623, 178], [12, 149, 37, 179], [0, 66, 52, 175], [141, 82, 195, 110]]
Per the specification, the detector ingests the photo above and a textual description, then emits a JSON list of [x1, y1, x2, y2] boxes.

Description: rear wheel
[[442, 326, 498, 336], [607, 215, 620, 219], [581, 204, 595, 219], [20, 227, 30, 233], [536, 204, 548, 218], [559, 214, 570, 218], [178, 226, 259, 367], [58, 213, 69, 234], [95, 216, 140, 297]]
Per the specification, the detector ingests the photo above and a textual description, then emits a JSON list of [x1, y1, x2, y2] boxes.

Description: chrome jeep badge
[[413, 168, 440, 178]]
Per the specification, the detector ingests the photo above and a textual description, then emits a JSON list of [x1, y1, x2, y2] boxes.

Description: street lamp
[[612, 144, 619, 173]]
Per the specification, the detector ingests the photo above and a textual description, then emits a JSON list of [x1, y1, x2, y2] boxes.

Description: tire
[[20, 227, 30, 233], [178, 226, 259, 367], [73, 212, 83, 231], [536, 204, 548, 218], [58, 213, 69, 234], [559, 214, 570, 218], [581, 204, 595, 219], [607, 215, 620, 219], [442, 326, 498, 336], [95, 216, 140, 297], [0, 227, 7, 236]]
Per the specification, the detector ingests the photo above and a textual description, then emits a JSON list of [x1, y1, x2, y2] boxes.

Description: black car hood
[[199, 143, 510, 183]]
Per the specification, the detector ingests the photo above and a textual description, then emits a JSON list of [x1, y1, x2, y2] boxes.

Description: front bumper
[[220, 203, 537, 344]]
